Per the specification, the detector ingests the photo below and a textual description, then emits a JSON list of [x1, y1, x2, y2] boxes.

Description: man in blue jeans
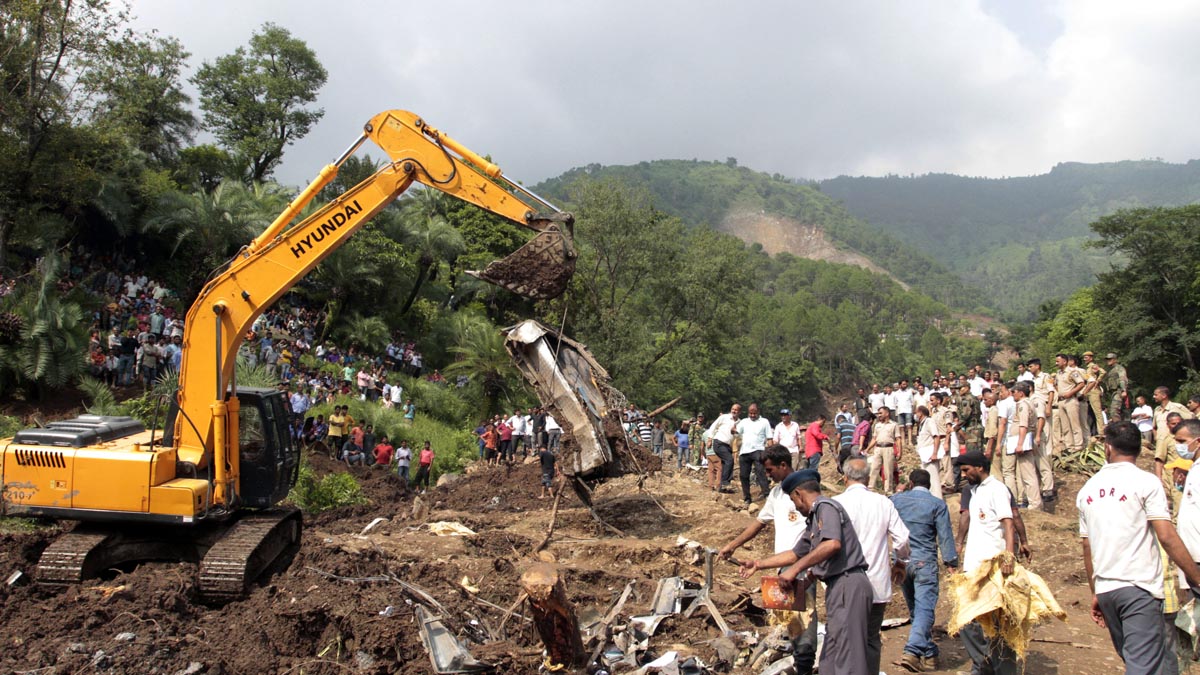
[[890, 468, 958, 672]]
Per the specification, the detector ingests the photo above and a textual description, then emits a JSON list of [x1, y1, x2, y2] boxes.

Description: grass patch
[[0, 516, 50, 534]]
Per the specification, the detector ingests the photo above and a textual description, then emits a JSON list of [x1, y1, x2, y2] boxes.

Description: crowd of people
[[615, 352, 1200, 674]]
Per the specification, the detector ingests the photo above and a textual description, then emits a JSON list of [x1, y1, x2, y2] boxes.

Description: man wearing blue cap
[[719, 445, 818, 673], [741, 469, 872, 675]]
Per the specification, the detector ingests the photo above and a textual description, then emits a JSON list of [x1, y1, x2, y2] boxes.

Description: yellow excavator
[[0, 110, 576, 601]]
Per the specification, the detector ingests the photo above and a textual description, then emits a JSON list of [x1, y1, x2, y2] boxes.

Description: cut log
[[520, 563, 585, 669], [645, 396, 682, 419]]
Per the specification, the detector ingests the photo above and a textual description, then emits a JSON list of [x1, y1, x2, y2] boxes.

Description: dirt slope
[[719, 209, 911, 290]]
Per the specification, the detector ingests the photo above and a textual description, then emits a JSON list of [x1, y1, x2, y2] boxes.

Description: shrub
[[286, 456, 369, 512]]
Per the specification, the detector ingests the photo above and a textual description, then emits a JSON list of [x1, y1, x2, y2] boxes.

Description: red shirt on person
[[804, 421, 829, 458], [374, 442, 394, 465], [419, 447, 434, 466]]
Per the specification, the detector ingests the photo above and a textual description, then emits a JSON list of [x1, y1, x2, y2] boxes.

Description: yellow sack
[[947, 553, 1067, 659]]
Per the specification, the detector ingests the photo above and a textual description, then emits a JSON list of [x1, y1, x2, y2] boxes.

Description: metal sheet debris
[[414, 605, 492, 673]]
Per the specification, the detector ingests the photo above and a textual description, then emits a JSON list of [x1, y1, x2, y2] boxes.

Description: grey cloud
[[128, 0, 1200, 188]]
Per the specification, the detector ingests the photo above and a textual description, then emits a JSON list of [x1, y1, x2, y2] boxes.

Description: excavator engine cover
[[468, 213, 577, 300]]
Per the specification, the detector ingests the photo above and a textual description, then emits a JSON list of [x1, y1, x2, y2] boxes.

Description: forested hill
[[820, 160, 1200, 319], [534, 160, 985, 312]]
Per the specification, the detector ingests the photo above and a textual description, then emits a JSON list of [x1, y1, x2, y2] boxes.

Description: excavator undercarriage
[[36, 509, 301, 602]]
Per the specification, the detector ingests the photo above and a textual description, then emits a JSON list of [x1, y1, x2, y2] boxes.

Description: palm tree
[[144, 180, 289, 273], [397, 213, 465, 316], [334, 313, 389, 353], [306, 247, 385, 341], [443, 312, 517, 418], [0, 254, 89, 399]]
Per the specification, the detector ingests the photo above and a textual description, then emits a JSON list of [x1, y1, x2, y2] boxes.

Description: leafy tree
[[919, 326, 948, 365], [334, 314, 389, 353], [306, 243, 386, 341], [0, 0, 126, 268], [1088, 206, 1200, 387], [85, 32, 197, 165], [193, 22, 327, 182], [174, 144, 244, 193]]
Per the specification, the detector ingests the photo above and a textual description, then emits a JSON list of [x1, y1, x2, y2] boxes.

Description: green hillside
[[820, 160, 1200, 318], [535, 160, 986, 311]]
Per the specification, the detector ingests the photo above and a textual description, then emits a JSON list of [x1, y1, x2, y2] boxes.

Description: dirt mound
[[0, 443, 1125, 675]]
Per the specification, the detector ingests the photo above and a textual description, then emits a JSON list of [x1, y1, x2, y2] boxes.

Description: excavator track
[[36, 529, 116, 585], [197, 508, 302, 603]]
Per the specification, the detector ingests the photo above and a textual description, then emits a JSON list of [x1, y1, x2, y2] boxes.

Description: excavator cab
[[163, 387, 300, 508], [233, 388, 300, 508]]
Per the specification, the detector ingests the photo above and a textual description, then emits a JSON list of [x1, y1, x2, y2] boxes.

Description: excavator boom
[[174, 109, 576, 500]]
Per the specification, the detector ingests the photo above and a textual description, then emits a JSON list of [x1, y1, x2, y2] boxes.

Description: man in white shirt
[[718, 445, 818, 674], [834, 457, 911, 675], [955, 450, 1019, 675], [1174, 419, 1200, 563], [912, 383, 929, 444], [1016, 363, 1035, 383], [894, 380, 916, 440], [508, 410, 527, 456], [883, 384, 898, 415], [707, 404, 741, 493], [993, 382, 1022, 503], [971, 369, 990, 396], [869, 384, 886, 414], [773, 409, 802, 467], [914, 405, 944, 498], [1080, 421, 1200, 674], [736, 404, 773, 505]]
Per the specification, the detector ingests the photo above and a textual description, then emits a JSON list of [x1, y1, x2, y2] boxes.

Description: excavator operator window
[[239, 405, 267, 463]]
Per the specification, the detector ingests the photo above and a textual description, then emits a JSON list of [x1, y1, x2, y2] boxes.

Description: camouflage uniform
[[688, 421, 707, 465], [954, 391, 983, 452], [1102, 361, 1129, 423]]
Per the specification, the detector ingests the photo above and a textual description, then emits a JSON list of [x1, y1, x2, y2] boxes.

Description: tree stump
[[520, 563, 585, 668]]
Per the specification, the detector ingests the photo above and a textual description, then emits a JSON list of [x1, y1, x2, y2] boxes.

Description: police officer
[[1102, 353, 1129, 423], [741, 469, 873, 675], [1082, 351, 1106, 436], [1052, 354, 1086, 456]]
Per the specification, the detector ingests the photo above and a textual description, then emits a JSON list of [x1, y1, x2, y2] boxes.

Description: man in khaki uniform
[[1082, 351, 1106, 436], [1153, 386, 1194, 481], [1012, 381, 1042, 509], [1028, 358, 1056, 500], [1052, 353, 1086, 456], [1067, 354, 1092, 441], [1102, 353, 1129, 423], [865, 407, 902, 494], [983, 389, 1001, 475]]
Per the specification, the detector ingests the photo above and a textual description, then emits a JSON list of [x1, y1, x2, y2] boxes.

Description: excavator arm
[[173, 110, 576, 507]]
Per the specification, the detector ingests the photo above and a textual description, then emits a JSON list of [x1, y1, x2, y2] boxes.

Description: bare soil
[[0, 443, 1144, 675]]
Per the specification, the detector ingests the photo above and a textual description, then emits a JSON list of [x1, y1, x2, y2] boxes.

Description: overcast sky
[[129, 0, 1200, 188]]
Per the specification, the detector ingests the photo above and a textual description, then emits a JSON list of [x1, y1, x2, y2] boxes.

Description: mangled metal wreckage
[[503, 319, 626, 488]]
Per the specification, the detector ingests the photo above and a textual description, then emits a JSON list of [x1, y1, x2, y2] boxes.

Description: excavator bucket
[[467, 213, 577, 300]]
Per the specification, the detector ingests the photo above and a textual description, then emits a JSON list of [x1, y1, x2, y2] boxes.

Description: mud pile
[[0, 447, 1120, 675]]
